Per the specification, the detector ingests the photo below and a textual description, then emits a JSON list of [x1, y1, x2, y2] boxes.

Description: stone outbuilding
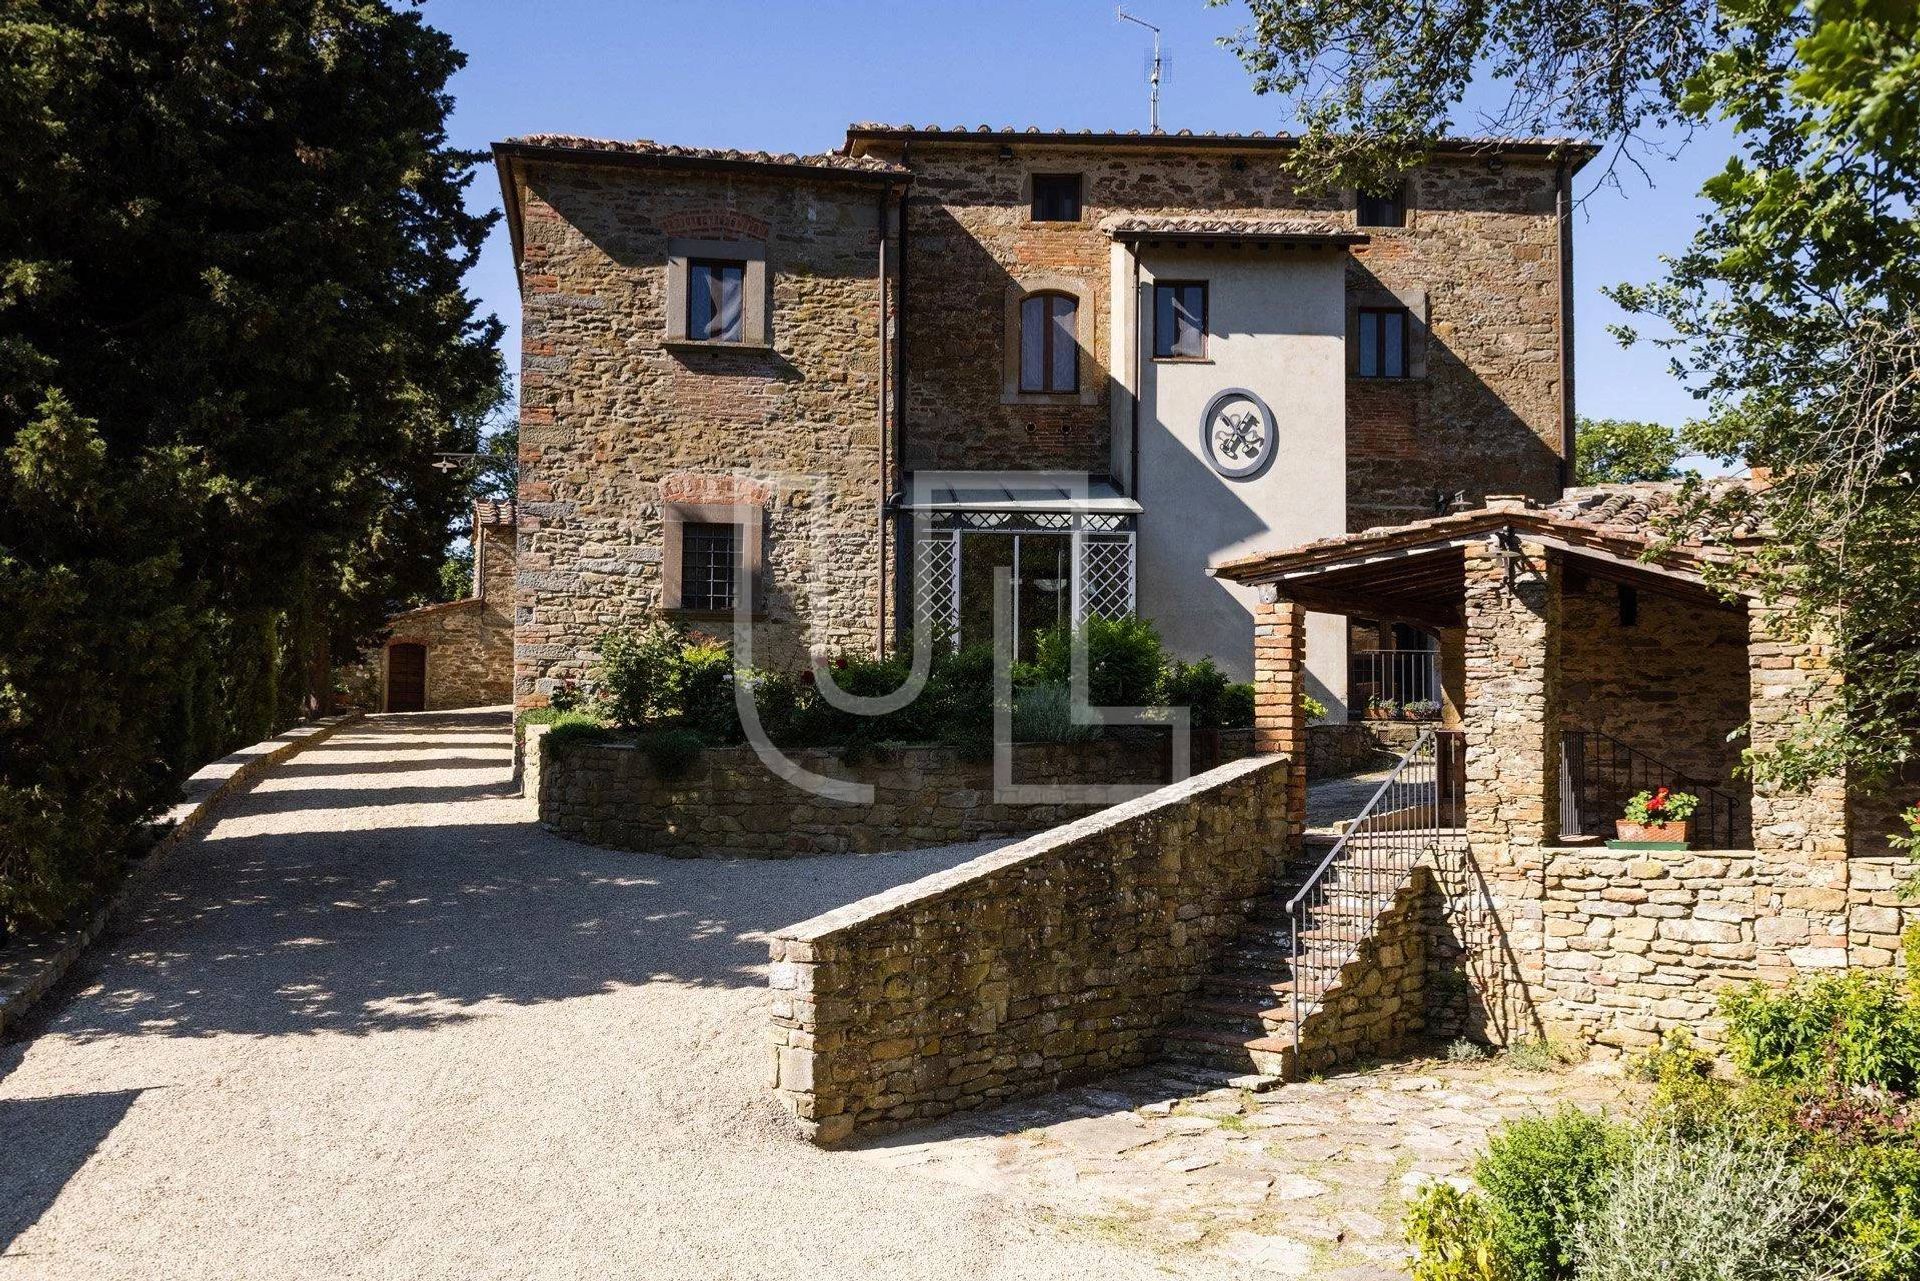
[[1218, 483, 1918, 1053], [341, 500, 517, 712]]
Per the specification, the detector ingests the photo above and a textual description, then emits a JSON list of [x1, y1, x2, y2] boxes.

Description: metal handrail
[[1286, 729, 1465, 1042], [1560, 729, 1746, 849]]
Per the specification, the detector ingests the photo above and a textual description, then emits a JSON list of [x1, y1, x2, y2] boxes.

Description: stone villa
[[492, 123, 1918, 1142], [492, 124, 1591, 715]]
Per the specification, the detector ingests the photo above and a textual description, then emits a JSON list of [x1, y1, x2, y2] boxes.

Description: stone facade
[[537, 730, 1254, 859], [1307, 720, 1426, 780], [504, 153, 893, 705], [768, 753, 1292, 1144], [854, 135, 1572, 524]]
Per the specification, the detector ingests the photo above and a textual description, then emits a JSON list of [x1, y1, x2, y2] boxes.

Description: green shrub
[[516, 706, 607, 749], [1475, 1107, 1630, 1281], [1572, 1128, 1861, 1281], [1722, 972, 1920, 1092], [1407, 1181, 1513, 1281], [636, 728, 704, 779], [1033, 616, 1166, 708], [1304, 693, 1329, 722], [1831, 1140, 1920, 1281], [1011, 681, 1099, 743], [1506, 1036, 1579, 1073], [598, 622, 687, 730]]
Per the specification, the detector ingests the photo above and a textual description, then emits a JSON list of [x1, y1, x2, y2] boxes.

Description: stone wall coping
[[0, 712, 364, 1038], [775, 752, 1286, 943]]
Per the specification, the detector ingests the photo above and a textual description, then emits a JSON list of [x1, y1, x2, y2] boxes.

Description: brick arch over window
[[1001, 277, 1098, 405]]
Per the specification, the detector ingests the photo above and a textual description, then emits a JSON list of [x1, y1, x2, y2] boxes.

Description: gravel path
[[0, 709, 1205, 1280]]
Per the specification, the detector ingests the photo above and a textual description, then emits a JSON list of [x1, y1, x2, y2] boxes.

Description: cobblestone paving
[[851, 1056, 1641, 1279]]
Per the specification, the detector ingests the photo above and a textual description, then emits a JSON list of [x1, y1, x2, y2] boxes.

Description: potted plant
[[1365, 695, 1400, 721], [1403, 699, 1443, 722], [1609, 787, 1700, 849]]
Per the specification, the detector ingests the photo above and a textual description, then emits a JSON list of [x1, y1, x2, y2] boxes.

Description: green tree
[[1574, 417, 1684, 485], [1, 2, 502, 927], [1216, 0, 1920, 797]]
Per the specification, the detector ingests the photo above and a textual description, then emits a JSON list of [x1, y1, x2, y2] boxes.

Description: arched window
[[1019, 292, 1079, 393]]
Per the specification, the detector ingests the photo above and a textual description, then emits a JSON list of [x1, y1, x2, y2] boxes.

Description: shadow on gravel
[[11, 709, 988, 1047], [0, 1088, 144, 1250]]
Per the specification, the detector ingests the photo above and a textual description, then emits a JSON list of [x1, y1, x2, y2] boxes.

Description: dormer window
[[1030, 173, 1083, 223]]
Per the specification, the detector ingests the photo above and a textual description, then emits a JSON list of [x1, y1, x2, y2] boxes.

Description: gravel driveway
[[0, 709, 1203, 1280]]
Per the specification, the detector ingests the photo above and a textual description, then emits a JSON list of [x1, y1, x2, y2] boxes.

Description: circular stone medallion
[[1199, 388, 1277, 480]]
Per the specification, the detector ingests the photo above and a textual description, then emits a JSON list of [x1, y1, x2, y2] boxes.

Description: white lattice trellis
[[1075, 534, 1135, 622], [914, 531, 961, 637]]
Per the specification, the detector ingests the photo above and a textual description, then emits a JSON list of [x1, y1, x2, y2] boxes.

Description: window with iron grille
[[1356, 306, 1411, 378], [687, 259, 746, 342], [679, 521, 739, 611], [1030, 173, 1082, 222], [1153, 282, 1208, 358], [1356, 185, 1406, 227], [1019, 292, 1079, 392]]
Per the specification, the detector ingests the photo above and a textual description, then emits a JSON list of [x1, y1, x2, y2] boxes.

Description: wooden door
[[386, 643, 426, 712]]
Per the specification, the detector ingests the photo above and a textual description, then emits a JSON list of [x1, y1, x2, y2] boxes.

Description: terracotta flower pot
[[1614, 819, 1691, 846]]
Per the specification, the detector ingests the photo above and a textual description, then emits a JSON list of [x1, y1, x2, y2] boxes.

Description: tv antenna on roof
[[1116, 5, 1166, 134]]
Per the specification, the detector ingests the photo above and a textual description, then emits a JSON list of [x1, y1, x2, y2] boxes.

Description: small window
[[1153, 282, 1207, 359], [687, 259, 746, 342], [1356, 186, 1406, 228], [1356, 306, 1410, 378], [679, 521, 739, 611], [1030, 173, 1082, 222], [1019, 292, 1078, 393]]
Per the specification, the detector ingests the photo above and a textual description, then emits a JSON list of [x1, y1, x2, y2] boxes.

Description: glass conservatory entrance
[[902, 474, 1139, 658]]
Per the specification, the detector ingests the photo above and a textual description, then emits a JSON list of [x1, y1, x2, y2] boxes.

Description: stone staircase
[[1159, 836, 1354, 1082]]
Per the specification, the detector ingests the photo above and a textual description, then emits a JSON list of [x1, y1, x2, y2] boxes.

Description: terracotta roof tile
[[505, 133, 907, 175], [844, 124, 1594, 152], [1103, 214, 1362, 241], [473, 498, 517, 527]]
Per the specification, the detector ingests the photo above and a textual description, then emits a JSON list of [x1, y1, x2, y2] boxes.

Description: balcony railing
[[1560, 729, 1747, 849], [1349, 647, 1442, 717]]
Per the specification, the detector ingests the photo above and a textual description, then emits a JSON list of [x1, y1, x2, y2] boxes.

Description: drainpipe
[[1129, 242, 1142, 499], [1555, 157, 1576, 494], [876, 187, 889, 655], [891, 147, 913, 649]]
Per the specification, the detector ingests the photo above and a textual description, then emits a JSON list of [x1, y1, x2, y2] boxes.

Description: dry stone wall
[[538, 730, 1254, 859], [767, 753, 1292, 1144]]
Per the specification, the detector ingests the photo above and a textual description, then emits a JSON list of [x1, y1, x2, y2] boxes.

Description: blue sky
[[422, 0, 1734, 439]]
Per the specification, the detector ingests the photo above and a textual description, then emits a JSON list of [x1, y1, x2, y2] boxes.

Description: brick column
[[1253, 591, 1309, 836], [1458, 533, 1562, 1039], [1748, 602, 1850, 979]]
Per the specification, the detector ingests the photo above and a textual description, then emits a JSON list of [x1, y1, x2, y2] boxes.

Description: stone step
[[1184, 996, 1300, 1038], [1159, 1024, 1298, 1077]]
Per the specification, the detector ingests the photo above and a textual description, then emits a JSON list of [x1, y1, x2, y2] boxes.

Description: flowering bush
[[1623, 787, 1700, 825]]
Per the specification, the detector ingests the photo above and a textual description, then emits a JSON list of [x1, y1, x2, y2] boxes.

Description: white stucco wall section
[[1129, 246, 1350, 712]]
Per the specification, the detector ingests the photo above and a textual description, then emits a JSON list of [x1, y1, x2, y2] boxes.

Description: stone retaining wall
[[538, 729, 1254, 859], [1290, 869, 1433, 1074], [767, 753, 1292, 1144], [0, 714, 362, 1038], [1307, 720, 1426, 780]]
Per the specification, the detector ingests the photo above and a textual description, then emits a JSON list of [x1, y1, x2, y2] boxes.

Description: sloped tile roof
[[1103, 214, 1364, 243], [503, 133, 907, 175], [844, 124, 1595, 157], [1213, 482, 1765, 587]]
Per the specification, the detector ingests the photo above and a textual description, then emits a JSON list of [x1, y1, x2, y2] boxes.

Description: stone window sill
[[664, 339, 775, 355], [1349, 373, 1424, 384], [1152, 355, 1214, 365]]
